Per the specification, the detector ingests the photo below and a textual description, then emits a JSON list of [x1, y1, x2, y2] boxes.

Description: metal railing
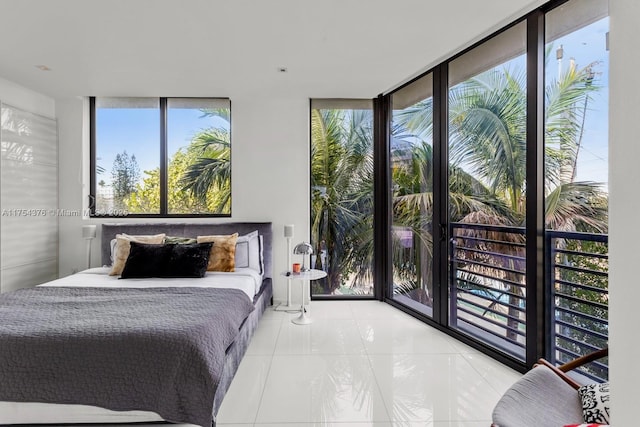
[[546, 230, 608, 381], [449, 223, 608, 379]]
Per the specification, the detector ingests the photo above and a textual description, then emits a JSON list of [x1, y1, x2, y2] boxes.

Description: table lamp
[[293, 242, 313, 272]]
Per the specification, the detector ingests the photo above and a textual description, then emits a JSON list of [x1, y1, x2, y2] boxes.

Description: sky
[[96, 106, 228, 187], [548, 17, 609, 189]]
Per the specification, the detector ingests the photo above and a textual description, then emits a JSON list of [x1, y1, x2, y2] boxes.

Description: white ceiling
[[0, 0, 544, 100]]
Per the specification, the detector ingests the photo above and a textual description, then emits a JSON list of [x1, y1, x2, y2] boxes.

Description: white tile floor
[[213, 300, 521, 427]]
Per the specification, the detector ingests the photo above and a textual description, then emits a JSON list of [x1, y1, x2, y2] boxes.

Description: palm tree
[[391, 59, 607, 340], [311, 108, 375, 294], [179, 109, 231, 214]]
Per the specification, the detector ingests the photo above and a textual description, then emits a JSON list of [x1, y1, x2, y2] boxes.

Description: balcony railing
[[547, 230, 608, 381], [449, 223, 608, 380]]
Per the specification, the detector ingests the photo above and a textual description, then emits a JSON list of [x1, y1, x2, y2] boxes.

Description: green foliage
[[126, 142, 228, 214], [310, 108, 374, 294], [111, 151, 140, 210], [307, 56, 609, 375], [124, 109, 231, 215], [554, 238, 609, 379]]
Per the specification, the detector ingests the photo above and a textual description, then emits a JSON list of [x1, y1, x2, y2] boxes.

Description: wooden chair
[[491, 348, 608, 427]]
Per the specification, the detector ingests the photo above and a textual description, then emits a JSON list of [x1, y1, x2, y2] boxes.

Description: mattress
[[41, 266, 263, 299]]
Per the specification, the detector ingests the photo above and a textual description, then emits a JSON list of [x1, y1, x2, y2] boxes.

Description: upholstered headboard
[[100, 222, 273, 279]]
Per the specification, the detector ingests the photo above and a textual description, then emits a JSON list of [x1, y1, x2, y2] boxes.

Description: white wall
[[0, 77, 57, 293], [608, 1, 637, 425], [0, 76, 55, 117], [56, 94, 310, 304]]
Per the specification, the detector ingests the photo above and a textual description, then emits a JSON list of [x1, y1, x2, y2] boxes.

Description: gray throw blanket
[[0, 286, 255, 427]]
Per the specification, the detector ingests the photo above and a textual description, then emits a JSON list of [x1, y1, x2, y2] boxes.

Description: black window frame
[[376, 0, 607, 374], [89, 96, 232, 218]]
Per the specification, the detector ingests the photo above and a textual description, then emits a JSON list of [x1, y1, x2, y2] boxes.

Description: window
[[310, 99, 374, 297], [545, 0, 609, 380], [389, 73, 435, 317], [380, 0, 609, 374], [447, 22, 528, 361], [90, 97, 231, 217]]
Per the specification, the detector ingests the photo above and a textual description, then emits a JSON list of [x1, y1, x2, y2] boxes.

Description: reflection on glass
[[95, 97, 160, 215], [167, 98, 231, 215], [448, 22, 528, 360], [310, 100, 374, 297], [390, 74, 434, 317]]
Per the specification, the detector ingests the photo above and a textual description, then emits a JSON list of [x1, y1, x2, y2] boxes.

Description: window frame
[[309, 98, 376, 300], [378, 0, 608, 374], [89, 96, 232, 218]]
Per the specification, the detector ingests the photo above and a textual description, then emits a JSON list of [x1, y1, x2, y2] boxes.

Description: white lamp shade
[[82, 224, 97, 239], [284, 224, 294, 238]]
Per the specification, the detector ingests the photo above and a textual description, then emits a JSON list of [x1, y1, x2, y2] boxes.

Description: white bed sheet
[[1, 267, 263, 425], [0, 401, 169, 425], [40, 266, 262, 300]]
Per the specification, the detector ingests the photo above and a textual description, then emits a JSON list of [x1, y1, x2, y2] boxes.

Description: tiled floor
[[214, 300, 521, 427]]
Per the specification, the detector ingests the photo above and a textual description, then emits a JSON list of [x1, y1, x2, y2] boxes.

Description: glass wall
[[381, 0, 609, 371], [389, 74, 435, 317], [305, 0, 610, 372], [447, 22, 528, 360], [310, 99, 374, 297], [544, 0, 609, 380]]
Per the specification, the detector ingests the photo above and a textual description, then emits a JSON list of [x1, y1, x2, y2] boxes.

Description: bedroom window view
[[389, 73, 435, 317], [310, 99, 374, 297], [544, 0, 609, 380], [447, 22, 529, 361], [94, 97, 160, 214], [92, 97, 231, 216], [438, 0, 610, 374]]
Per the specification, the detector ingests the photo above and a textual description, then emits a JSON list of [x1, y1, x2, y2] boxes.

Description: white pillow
[[235, 230, 263, 275], [110, 238, 117, 263]]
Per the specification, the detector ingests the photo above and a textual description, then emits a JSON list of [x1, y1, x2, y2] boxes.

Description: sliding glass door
[[381, 0, 609, 371], [306, 0, 610, 373], [447, 22, 528, 361]]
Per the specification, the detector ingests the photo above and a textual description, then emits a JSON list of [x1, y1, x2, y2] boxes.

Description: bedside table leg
[[292, 279, 312, 325]]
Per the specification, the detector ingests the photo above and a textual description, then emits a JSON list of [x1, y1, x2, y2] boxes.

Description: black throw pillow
[[165, 242, 213, 278], [120, 242, 212, 279]]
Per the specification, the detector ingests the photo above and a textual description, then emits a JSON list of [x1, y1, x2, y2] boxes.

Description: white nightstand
[[280, 269, 327, 325]]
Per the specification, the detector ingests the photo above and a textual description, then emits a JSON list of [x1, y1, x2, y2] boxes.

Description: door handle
[[440, 223, 447, 242]]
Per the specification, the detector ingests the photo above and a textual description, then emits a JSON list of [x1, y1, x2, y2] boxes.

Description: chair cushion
[[492, 364, 584, 427]]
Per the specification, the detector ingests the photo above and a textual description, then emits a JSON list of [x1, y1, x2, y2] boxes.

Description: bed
[[0, 222, 273, 427]]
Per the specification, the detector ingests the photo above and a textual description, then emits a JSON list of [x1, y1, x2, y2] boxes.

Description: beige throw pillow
[[196, 233, 239, 272], [109, 233, 166, 276]]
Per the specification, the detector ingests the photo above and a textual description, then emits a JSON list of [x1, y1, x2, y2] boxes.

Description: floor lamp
[[83, 224, 97, 270], [280, 224, 295, 310]]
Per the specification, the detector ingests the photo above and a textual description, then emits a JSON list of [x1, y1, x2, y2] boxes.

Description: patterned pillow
[[109, 233, 166, 276], [578, 382, 610, 424], [196, 233, 239, 272]]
